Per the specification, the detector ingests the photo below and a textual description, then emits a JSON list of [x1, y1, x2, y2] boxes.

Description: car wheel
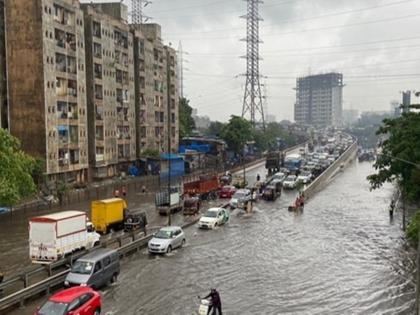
[[181, 239, 185, 248], [93, 308, 101, 315], [110, 273, 118, 284], [166, 245, 172, 254]]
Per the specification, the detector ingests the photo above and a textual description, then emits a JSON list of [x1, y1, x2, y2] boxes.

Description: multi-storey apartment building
[[295, 73, 343, 127], [82, 3, 136, 179], [6, 0, 89, 182], [0, 0, 6, 130], [132, 24, 179, 155], [164, 45, 180, 152]]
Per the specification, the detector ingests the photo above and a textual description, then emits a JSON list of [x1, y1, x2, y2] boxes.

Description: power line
[[164, 0, 416, 36], [147, 0, 297, 19], [166, 12, 420, 41], [183, 35, 420, 57]]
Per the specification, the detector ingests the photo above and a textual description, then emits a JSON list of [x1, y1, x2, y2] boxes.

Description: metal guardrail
[[0, 214, 207, 311]]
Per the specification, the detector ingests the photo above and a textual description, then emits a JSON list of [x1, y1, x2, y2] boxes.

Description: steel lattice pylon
[[241, 0, 265, 129], [131, 0, 151, 24]]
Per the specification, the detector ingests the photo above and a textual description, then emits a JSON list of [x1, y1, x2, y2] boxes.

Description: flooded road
[[9, 161, 417, 314]]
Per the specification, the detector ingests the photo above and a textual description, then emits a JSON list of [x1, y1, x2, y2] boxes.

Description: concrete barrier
[[303, 142, 358, 200]]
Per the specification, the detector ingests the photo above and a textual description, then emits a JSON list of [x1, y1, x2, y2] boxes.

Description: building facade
[[0, 0, 6, 129], [82, 3, 136, 179], [6, 0, 89, 182], [132, 24, 179, 155], [295, 73, 343, 127], [5, 0, 179, 182]]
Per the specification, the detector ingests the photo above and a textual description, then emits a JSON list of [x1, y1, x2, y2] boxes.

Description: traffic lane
[[99, 193, 296, 315]]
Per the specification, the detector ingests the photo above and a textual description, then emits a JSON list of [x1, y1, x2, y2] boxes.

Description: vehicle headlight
[[64, 281, 69, 286]]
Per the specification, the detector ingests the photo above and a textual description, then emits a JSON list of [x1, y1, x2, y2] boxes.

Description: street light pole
[[166, 49, 172, 227]]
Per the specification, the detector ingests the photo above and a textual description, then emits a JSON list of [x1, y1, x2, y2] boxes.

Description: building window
[[95, 84, 103, 100], [93, 43, 102, 59], [93, 21, 101, 38], [94, 63, 102, 79]]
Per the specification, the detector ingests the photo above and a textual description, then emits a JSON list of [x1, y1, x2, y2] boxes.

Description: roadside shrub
[[406, 210, 420, 247]]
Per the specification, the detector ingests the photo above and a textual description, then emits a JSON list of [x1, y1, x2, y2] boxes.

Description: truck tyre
[[166, 245, 172, 254], [93, 308, 101, 315], [181, 239, 185, 248]]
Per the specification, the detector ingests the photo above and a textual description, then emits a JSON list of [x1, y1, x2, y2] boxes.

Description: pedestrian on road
[[390, 199, 395, 217], [256, 173, 261, 182], [114, 189, 120, 198], [201, 288, 222, 315], [121, 186, 127, 197]]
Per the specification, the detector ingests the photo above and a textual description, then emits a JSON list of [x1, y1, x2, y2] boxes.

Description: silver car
[[229, 189, 252, 209], [148, 226, 186, 254]]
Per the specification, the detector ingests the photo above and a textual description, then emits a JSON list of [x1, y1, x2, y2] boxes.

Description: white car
[[148, 226, 185, 254], [297, 172, 312, 184], [272, 172, 287, 183], [283, 175, 298, 189], [198, 208, 230, 229], [229, 189, 252, 209]]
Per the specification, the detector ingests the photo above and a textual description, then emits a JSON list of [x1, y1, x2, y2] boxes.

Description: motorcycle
[[198, 299, 210, 315]]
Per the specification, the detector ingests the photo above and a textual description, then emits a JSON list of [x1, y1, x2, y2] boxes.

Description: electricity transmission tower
[[131, 0, 152, 24], [241, 0, 265, 129]]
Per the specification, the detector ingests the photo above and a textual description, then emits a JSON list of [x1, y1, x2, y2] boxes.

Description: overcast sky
[[100, 0, 420, 122]]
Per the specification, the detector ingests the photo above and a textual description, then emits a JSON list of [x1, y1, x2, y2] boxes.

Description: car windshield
[[71, 261, 94, 275], [286, 176, 295, 181], [38, 301, 68, 315], [204, 211, 218, 218], [155, 230, 172, 239]]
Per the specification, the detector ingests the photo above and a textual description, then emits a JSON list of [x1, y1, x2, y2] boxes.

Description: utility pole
[[241, 0, 265, 129], [166, 48, 172, 226], [131, 0, 152, 24]]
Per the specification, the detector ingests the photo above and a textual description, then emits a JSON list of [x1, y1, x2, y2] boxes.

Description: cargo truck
[[156, 187, 183, 215], [29, 211, 100, 264], [91, 198, 127, 234]]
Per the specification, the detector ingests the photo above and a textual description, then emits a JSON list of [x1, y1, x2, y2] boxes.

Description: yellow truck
[[91, 198, 127, 234]]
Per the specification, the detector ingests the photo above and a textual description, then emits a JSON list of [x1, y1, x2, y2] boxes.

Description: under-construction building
[[6, 0, 89, 182], [82, 3, 137, 180], [295, 73, 344, 127]]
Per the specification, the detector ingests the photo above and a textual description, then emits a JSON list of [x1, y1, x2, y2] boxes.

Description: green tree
[[179, 97, 196, 139], [205, 121, 225, 137], [141, 148, 160, 159], [367, 111, 420, 202], [221, 116, 253, 154], [252, 122, 300, 152], [0, 129, 37, 207], [407, 210, 420, 247]]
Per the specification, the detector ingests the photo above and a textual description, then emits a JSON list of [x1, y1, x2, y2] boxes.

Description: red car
[[35, 286, 101, 315], [219, 185, 237, 198]]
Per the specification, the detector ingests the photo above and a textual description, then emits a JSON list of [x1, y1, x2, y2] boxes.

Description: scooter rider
[[200, 288, 222, 315]]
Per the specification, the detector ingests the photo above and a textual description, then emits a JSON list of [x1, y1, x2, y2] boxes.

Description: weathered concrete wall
[[304, 141, 358, 200], [6, 0, 45, 157]]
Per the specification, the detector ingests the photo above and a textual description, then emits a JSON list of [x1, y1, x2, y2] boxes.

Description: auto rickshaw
[[183, 196, 201, 215], [262, 180, 282, 201]]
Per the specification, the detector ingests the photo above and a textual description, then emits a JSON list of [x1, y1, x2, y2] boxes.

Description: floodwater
[[8, 161, 417, 314]]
